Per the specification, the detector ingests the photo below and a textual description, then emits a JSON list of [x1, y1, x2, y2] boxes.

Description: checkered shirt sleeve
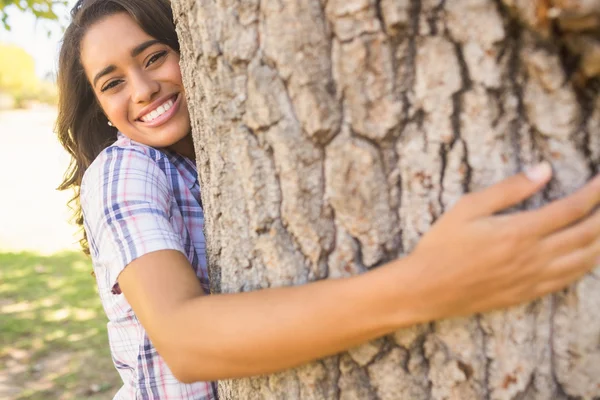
[[81, 146, 185, 290]]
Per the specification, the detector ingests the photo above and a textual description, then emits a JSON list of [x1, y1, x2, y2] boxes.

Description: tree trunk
[[171, 0, 600, 398]]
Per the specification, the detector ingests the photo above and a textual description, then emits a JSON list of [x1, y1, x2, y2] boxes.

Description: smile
[[139, 95, 177, 122], [136, 94, 181, 127], [140, 98, 174, 122]]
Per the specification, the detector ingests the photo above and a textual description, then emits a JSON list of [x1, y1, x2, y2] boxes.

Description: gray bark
[[172, 0, 600, 398]]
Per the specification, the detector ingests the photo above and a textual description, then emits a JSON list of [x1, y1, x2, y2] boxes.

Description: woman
[[56, 0, 600, 398]]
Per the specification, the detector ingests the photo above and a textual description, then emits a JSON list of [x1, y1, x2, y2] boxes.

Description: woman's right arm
[[118, 164, 600, 383]]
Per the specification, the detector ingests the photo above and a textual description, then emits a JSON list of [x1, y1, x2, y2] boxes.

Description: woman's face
[[80, 12, 192, 156]]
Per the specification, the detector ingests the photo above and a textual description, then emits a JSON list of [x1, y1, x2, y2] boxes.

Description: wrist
[[374, 254, 444, 329]]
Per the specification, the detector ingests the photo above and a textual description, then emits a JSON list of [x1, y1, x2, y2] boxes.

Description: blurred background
[[1, 1, 120, 398]]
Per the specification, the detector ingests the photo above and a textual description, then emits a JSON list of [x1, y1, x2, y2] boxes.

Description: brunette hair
[[56, 0, 179, 253]]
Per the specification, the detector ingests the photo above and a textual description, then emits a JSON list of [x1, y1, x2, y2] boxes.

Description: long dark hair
[[56, 0, 179, 253]]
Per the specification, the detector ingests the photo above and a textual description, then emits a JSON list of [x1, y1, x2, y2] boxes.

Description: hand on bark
[[409, 162, 600, 319]]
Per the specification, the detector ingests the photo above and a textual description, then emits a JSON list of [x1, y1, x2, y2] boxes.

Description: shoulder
[[84, 135, 161, 179], [80, 137, 174, 213], [83, 137, 167, 192], [79, 138, 188, 287]]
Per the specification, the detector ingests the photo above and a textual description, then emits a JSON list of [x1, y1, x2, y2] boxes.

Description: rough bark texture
[[171, 0, 600, 398]]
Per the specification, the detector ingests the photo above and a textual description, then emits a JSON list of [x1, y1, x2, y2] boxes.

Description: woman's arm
[[118, 165, 600, 383], [120, 249, 421, 382]]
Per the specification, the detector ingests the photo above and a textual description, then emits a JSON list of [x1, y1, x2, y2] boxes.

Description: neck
[[168, 134, 196, 160]]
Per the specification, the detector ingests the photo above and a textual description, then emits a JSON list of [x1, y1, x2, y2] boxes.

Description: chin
[[129, 120, 191, 149]]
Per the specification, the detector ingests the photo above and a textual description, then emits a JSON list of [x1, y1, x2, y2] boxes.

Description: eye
[[146, 50, 168, 68], [101, 79, 122, 92]]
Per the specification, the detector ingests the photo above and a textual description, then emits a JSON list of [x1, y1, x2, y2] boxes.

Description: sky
[[0, 1, 77, 79]]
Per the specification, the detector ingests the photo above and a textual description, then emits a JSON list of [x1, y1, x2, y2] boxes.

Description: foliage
[[0, 44, 58, 108], [0, 44, 38, 94], [0, 0, 67, 30], [0, 251, 119, 399]]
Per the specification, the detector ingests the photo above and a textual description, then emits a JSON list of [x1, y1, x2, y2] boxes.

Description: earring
[[108, 121, 113, 127]]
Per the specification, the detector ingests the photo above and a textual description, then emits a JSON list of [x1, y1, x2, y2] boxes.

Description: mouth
[[136, 94, 181, 127]]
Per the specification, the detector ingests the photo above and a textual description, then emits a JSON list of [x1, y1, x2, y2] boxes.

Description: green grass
[[0, 251, 120, 399]]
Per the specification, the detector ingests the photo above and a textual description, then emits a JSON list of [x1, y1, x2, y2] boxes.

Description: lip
[[135, 93, 180, 127]]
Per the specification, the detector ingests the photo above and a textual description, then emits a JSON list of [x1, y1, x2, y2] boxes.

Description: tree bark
[[171, 0, 600, 398]]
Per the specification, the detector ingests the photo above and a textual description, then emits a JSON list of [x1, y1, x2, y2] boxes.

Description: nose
[[131, 70, 159, 104]]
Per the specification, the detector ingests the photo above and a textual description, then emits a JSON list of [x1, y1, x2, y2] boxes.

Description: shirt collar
[[116, 132, 198, 189], [168, 152, 199, 190]]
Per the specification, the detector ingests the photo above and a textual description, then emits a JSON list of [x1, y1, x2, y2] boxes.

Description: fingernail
[[524, 162, 552, 182]]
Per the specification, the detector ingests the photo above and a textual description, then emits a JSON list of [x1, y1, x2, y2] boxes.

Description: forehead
[[80, 12, 154, 76]]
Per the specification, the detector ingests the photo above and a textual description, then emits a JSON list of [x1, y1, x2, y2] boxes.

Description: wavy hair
[[56, 0, 179, 253]]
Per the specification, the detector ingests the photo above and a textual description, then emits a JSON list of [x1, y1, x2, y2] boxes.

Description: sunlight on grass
[[45, 308, 70, 322], [67, 328, 99, 343], [2, 302, 35, 314], [47, 276, 68, 290], [73, 308, 98, 321], [44, 330, 67, 342], [39, 298, 59, 308], [0, 251, 120, 399]]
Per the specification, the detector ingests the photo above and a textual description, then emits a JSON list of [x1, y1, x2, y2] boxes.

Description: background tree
[[0, 44, 37, 92], [0, 0, 65, 29], [172, 0, 600, 398], [0, 44, 58, 107]]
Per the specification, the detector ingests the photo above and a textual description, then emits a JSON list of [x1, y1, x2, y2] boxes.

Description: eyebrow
[[92, 65, 115, 88], [131, 39, 161, 58], [92, 40, 162, 88]]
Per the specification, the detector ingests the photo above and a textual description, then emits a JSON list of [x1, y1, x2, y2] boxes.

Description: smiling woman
[[80, 15, 193, 158], [54, 1, 600, 400], [55, 1, 212, 397], [56, 0, 185, 231]]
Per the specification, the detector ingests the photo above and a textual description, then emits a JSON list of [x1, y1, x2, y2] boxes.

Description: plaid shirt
[[81, 133, 217, 399]]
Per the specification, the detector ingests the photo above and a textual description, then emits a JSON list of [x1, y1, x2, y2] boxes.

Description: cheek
[[165, 57, 184, 87], [99, 95, 128, 123]]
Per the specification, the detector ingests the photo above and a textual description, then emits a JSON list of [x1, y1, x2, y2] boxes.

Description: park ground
[[0, 108, 121, 399]]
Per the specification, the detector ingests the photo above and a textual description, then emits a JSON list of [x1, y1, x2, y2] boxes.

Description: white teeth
[[140, 97, 176, 122]]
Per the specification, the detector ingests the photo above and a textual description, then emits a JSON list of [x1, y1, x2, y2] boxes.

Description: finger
[[543, 238, 600, 283], [539, 208, 600, 258], [514, 174, 600, 237], [456, 162, 552, 218], [534, 264, 596, 299], [500, 245, 598, 306]]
